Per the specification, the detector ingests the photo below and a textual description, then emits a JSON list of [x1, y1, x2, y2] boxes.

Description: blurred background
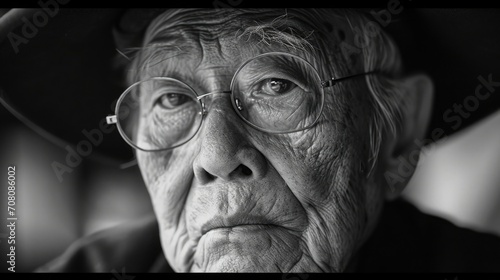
[[0, 103, 154, 272], [1, 102, 499, 272]]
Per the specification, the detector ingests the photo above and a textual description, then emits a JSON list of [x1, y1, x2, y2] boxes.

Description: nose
[[193, 96, 268, 184]]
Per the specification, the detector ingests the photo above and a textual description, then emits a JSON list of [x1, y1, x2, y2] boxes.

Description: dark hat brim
[[1, 8, 499, 163], [0, 9, 132, 164], [387, 8, 500, 143]]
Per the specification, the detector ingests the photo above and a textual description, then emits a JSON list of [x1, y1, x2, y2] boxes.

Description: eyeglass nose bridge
[[195, 90, 236, 115]]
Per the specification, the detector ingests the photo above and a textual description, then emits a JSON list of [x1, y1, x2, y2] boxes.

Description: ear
[[381, 73, 434, 200]]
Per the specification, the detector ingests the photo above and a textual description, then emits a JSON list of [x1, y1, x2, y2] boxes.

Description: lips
[[200, 215, 275, 235]]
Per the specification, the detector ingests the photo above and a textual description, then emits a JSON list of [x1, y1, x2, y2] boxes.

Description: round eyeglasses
[[106, 52, 375, 152]]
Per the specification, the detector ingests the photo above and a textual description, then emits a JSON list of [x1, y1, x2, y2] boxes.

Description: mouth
[[202, 224, 277, 235], [200, 216, 277, 236]]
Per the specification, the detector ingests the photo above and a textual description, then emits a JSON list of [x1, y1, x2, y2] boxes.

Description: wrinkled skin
[[135, 9, 386, 272]]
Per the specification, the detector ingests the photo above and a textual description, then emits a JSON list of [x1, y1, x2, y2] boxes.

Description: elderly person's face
[[130, 9, 432, 272]]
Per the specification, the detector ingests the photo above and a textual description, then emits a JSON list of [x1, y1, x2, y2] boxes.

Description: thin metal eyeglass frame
[[106, 51, 376, 152]]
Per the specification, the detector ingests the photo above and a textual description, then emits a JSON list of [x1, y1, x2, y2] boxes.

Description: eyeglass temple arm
[[321, 71, 377, 88]]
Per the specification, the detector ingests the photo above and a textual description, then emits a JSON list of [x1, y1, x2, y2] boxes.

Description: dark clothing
[[355, 199, 500, 272], [36, 198, 500, 272]]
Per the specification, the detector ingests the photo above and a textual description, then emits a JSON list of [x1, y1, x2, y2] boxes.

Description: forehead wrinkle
[[138, 39, 201, 81], [136, 42, 189, 75], [157, 34, 239, 92], [141, 51, 235, 97], [142, 51, 187, 77]]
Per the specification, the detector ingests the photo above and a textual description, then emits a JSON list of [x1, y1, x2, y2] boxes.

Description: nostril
[[241, 165, 252, 176], [197, 168, 216, 184], [205, 171, 216, 181], [232, 164, 252, 177]]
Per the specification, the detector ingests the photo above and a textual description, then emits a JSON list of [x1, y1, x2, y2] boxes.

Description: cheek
[[254, 118, 371, 268], [258, 123, 343, 202], [136, 143, 199, 226], [136, 150, 170, 192]]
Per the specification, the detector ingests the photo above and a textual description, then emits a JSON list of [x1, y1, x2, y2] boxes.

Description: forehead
[[135, 9, 347, 80]]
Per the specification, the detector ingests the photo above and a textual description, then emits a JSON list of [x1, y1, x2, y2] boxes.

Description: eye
[[262, 78, 297, 95], [157, 93, 191, 109]]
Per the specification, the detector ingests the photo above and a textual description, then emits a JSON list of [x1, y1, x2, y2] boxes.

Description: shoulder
[[36, 215, 170, 272], [356, 198, 500, 272]]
